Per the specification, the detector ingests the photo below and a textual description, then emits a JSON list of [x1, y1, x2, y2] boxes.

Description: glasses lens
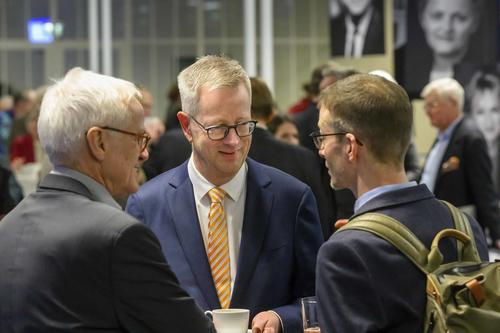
[[207, 126, 228, 140], [140, 133, 150, 151], [236, 121, 254, 137]]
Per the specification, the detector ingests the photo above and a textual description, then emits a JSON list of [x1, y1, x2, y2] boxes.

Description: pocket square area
[[442, 156, 460, 172]]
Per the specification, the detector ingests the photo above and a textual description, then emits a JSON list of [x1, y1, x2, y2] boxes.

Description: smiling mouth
[[220, 150, 238, 155]]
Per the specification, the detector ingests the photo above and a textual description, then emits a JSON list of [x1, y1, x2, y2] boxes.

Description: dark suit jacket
[[330, 5, 385, 57], [421, 117, 500, 241], [0, 166, 15, 216], [316, 184, 489, 333], [0, 174, 214, 333], [249, 127, 334, 238], [294, 101, 318, 152], [143, 128, 191, 179], [126, 158, 324, 333]]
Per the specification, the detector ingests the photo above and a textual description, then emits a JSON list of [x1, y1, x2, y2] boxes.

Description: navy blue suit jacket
[[316, 184, 489, 333], [127, 158, 324, 333]]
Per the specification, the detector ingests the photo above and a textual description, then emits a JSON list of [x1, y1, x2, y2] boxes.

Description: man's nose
[[223, 128, 240, 145], [139, 147, 149, 162]]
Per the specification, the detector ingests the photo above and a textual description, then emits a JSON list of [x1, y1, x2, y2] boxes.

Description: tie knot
[[208, 187, 226, 203]]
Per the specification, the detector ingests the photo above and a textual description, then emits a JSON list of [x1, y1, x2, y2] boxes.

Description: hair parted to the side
[[318, 74, 413, 166], [38, 67, 141, 166], [177, 55, 251, 115], [421, 77, 465, 111]]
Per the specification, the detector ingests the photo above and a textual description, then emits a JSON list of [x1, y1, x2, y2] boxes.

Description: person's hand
[[334, 218, 349, 230], [10, 157, 25, 172], [251, 311, 282, 333]]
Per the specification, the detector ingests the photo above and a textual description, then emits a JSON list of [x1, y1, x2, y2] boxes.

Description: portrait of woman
[[402, 0, 497, 98], [466, 70, 500, 194]]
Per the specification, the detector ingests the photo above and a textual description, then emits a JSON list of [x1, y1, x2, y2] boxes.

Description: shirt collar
[[52, 166, 121, 209], [354, 181, 418, 214], [346, 6, 373, 36], [439, 115, 463, 141], [188, 154, 247, 203]]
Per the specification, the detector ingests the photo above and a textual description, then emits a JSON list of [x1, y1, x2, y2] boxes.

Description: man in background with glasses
[[127, 55, 323, 333], [313, 74, 488, 332], [0, 68, 215, 332]]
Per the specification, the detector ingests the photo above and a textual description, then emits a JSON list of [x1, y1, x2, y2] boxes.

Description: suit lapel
[[231, 159, 273, 306], [435, 119, 464, 190], [167, 165, 220, 309]]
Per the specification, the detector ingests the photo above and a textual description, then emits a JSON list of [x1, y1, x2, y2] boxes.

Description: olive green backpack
[[339, 201, 500, 333]]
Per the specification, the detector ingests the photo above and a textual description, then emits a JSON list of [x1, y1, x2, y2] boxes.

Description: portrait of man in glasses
[[127, 55, 324, 333]]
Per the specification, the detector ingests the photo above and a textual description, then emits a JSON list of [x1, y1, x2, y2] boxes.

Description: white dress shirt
[[187, 155, 247, 296]]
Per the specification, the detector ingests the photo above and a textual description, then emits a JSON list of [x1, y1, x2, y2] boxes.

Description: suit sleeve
[[316, 237, 385, 333], [110, 222, 215, 333], [272, 188, 324, 333], [464, 135, 500, 241]]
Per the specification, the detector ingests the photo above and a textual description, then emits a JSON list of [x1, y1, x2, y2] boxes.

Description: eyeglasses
[[101, 126, 151, 152], [309, 131, 364, 149], [424, 101, 440, 110], [189, 115, 257, 141]]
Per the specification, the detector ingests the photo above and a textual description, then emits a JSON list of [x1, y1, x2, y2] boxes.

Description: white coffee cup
[[204, 308, 250, 333]]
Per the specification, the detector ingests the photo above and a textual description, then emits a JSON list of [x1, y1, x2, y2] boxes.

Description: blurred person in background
[[8, 90, 37, 147], [268, 114, 300, 146], [419, 77, 500, 249]]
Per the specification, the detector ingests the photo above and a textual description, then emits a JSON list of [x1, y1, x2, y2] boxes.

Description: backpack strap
[[440, 200, 481, 263], [339, 213, 430, 274]]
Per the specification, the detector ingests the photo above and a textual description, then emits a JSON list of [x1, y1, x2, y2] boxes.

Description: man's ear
[[86, 127, 106, 161], [344, 133, 360, 162], [177, 111, 193, 142]]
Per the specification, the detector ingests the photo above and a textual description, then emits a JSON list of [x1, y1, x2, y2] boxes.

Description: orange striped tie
[[207, 187, 231, 309]]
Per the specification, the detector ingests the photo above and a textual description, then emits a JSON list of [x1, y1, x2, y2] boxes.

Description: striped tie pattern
[[207, 187, 231, 309]]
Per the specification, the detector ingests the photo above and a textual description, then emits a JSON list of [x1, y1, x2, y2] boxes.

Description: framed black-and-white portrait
[[400, 0, 498, 98], [329, 0, 385, 58]]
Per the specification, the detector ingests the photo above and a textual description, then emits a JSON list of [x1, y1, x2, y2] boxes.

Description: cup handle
[[205, 310, 213, 320]]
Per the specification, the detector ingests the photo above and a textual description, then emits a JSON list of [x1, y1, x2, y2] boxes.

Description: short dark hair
[[267, 114, 296, 135], [318, 74, 412, 166], [250, 77, 274, 120]]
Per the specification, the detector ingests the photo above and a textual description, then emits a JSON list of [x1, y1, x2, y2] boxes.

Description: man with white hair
[[0, 68, 215, 332], [420, 77, 500, 248]]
